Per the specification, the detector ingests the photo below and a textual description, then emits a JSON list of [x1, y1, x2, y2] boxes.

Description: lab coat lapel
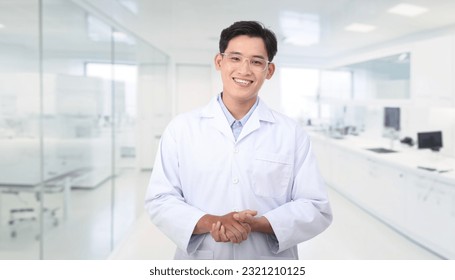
[[201, 97, 235, 142], [237, 99, 275, 142]]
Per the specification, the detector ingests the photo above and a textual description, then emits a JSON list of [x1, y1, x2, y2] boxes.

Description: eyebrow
[[228, 51, 267, 60]]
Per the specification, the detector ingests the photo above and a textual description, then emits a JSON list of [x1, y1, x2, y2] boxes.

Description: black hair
[[219, 21, 278, 62]]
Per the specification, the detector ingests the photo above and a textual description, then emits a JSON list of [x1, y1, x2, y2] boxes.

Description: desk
[[0, 138, 111, 188], [0, 167, 91, 236]]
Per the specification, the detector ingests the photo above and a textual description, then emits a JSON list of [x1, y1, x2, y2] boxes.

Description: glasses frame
[[220, 52, 271, 72]]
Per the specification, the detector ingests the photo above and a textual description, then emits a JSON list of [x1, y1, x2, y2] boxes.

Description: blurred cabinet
[[331, 146, 366, 199], [404, 174, 455, 258], [312, 137, 333, 185], [364, 159, 406, 226], [312, 135, 455, 259], [320, 144, 406, 226]]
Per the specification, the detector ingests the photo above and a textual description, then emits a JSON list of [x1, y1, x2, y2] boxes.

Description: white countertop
[[308, 130, 455, 186]]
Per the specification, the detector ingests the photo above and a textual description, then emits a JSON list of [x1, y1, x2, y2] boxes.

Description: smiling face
[[215, 35, 275, 107]]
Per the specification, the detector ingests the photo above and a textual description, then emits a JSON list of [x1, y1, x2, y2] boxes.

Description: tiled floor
[[109, 186, 442, 260]]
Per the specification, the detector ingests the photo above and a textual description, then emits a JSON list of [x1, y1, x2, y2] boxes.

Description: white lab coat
[[145, 96, 332, 259]]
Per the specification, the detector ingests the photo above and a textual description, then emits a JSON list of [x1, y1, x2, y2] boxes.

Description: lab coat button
[[234, 147, 239, 153], [232, 178, 239, 184]]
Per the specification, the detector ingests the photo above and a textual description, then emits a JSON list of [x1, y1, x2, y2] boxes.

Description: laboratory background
[[0, 0, 454, 260]]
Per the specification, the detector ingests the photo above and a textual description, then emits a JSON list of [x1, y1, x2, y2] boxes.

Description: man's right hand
[[210, 216, 252, 243], [211, 212, 252, 243], [194, 212, 255, 243]]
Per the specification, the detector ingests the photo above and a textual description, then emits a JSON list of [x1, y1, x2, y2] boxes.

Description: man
[[145, 21, 332, 260]]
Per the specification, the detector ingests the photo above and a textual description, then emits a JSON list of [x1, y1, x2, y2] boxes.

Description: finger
[[227, 223, 246, 243], [210, 222, 220, 241], [240, 222, 251, 239], [236, 211, 256, 225], [212, 221, 221, 232], [231, 222, 248, 241], [225, 230, 238, 243], [234, 210, 257, 223], [241, 222, 251, 233], [215, 221, 225, 242], [245, 209, 258, 216], [233, 212, 247, 223], [243, 214, 255, 224], [220, 225, 229, 242]]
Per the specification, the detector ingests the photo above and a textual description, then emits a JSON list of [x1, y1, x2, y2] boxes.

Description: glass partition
[[0, 0, 170, 259], [111, 35, 171, 249], [40, 0, 114, 259], [339, 53, 411, 100], [316, 53, 411, 139], [0, 0, 41, 259]]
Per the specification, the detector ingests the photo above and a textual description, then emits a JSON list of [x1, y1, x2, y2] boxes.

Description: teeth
[[234, 78, 251, 85]]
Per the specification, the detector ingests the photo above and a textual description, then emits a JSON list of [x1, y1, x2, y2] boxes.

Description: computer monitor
[[417, 131, 443, 151], [384, 107, 400, 131]]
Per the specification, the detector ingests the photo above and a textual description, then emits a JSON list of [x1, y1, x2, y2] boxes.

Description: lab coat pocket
[[252, 152, 293, 197]]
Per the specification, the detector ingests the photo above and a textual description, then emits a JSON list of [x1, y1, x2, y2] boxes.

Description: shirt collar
[[201, 95, 276, 124], [217, 93, 259, 126]]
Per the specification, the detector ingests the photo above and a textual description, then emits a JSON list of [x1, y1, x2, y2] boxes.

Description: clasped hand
[[210, 210, 257, 244]]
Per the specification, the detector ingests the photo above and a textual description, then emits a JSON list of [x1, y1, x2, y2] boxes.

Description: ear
[[214, 53, 223, 70], [265, 63, 275, 79]]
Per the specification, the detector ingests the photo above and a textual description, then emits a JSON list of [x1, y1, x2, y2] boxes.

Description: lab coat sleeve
[[144, 122, 206, 254], [263, 132, 333, 254]]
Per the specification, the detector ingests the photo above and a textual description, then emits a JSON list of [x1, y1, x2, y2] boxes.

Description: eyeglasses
[[220, 53, 270, 72]]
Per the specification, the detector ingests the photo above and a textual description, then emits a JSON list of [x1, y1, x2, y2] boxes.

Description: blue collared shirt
[[217, 93, 259, 141]]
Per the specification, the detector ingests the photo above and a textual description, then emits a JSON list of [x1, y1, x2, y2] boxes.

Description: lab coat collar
[[201, 95, 276, 143], [255, 99, 276, 124]]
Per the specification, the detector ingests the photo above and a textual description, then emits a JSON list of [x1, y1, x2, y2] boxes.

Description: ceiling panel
[[2, 0, 455, 64]]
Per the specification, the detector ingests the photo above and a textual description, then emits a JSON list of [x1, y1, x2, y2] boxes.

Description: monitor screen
[[417, 131, 443, 151], [384, 107, 400, 131]]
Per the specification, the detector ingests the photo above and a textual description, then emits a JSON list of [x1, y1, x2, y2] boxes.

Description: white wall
[[407, 34, 455, 157], [175, 64, 214, 114], [136, 64, 171, 169], [259, 68, 282, 112]]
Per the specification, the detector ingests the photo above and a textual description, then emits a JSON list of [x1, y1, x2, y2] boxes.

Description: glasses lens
[[251, 58, 267, 71], [223, 53, 268, 71]]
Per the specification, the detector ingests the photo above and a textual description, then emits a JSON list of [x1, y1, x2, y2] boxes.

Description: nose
[[237, 57, 252, 74]]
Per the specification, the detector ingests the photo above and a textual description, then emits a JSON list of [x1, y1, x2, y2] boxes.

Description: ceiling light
[[280, 12, 320, 46], [388, 3, 428, 17], [345, 23, 376, 33], [398, 53, 408, 62], [117, 0, 138, 14], [113, 31, 136, 45], [113, 31, 128, 41]]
